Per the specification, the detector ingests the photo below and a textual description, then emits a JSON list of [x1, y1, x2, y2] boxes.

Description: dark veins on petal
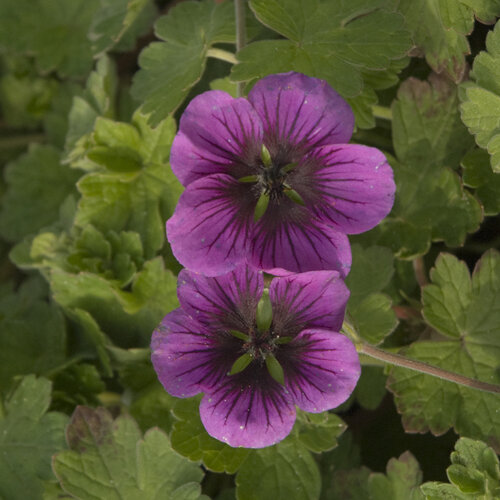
[[208, 363, 289, 429], [191, 178, 255, 258]]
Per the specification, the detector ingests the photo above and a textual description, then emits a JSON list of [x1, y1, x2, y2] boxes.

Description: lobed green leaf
[[388, 251, 500, 451], [0, 376, 68, 500], [53, 406, 205, 500], [131, 0, 235, 126]]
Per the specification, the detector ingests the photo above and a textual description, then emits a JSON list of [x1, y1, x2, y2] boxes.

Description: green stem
[[206, 48, 238, 65], [358, 342, 500, 395], [372, 104, 392, 120], [234, 0, 246, 97], [342, 319, 500, 395]]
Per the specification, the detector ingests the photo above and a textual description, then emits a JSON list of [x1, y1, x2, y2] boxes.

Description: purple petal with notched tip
[[199, 364, 296, 448], [248, 72, 354, 154]]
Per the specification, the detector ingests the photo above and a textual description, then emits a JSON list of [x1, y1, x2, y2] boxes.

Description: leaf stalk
[[342, 320, 500, 395], [234, 0, 246, 97]]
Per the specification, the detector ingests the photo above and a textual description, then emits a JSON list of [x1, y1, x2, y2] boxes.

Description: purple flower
[[167, 72, 395, 277], [151, 265, 360, 448]]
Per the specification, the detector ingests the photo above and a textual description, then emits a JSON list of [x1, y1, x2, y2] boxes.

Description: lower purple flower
[[151, 265, 361, 448]]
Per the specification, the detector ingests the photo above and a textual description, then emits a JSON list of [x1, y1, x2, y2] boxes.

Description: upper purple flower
[[151, 264, 360, 448], [167, 72, 395, 277]]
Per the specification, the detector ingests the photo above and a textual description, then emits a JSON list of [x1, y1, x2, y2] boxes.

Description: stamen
[[254, 192, 269, 222], [229, 353, 253, 375], [275, 336, 293, 344], [256, 289, 273, 331], [261, 144, 272, 167], [229, 329, 251, 341], [265, 354, 285, 385], [284, 187, 305, 206], [238, 175, 259, 183]]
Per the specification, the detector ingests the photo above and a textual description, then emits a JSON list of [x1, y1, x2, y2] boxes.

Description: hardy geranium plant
[[151, 265, 360, 448], [167, 72, 395, 277]]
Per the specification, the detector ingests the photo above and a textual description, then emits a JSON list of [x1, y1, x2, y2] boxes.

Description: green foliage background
[[0, 0, 499, 498]]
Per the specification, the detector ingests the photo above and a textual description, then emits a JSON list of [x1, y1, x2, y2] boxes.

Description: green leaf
[[460, 22, 500, 173], [421, 437, 500, 499], [210, 76, 238, 97], [89, 0, 156, 56], [0, 376, 68, 500], [345, 244, 394, 300], [130, 381, 177, 434], [131, 0, 235, 126], [0, 278, 67, 387], [354, 366, 387, 410], [379, 75, 481, 258], [53, 406, 204, 500], [232, 0, 411, 99], [51, 363, 106, 414], [346, 245, 397, 344], [236, 439, 320, 500], [388, 251, 500, 451], [322, 467, 371, 500], [293, 410, 346, 453], [50, 257, 178, 348], [13, 226, 145, 289], [462, 149, 500, 216], [75, 112, 180, 257], [0, 56, 58, 129], [368, 451, 424, 500], [395, 0, 488, 82], [108, 346, 157, 391], [0, 0, 100, 77], [0, 145, 80, 242], [171, 397, 250, 474], [393, 75, 474, 168], [65, 56, 118, 166], [322, 447, 424, 500], [65, 308, 113, 376], [349, 294, 398, 345]]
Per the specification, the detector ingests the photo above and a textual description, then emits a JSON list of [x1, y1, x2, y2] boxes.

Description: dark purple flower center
[[259, 164, 287, 201]]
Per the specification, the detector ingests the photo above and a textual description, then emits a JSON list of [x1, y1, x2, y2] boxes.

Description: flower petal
[[151, 309, 238, 397], [270, 271, 349, 336], [167, 174, 254, 276], [249, 201, 352, 276], [177, 266, 263, 331], [170, 90, 263, 186], [306, 144, 395, 234], [279, 329, 361, 412], [199, 365, 296, 448], [248, 72, 354, 154]]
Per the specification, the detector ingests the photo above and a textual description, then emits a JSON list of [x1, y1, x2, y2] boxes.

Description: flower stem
[[234, 0, 246, 97], [358, 342, 500, 395], [372, 104, 392, 120], [206, 48, 238, 65]]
